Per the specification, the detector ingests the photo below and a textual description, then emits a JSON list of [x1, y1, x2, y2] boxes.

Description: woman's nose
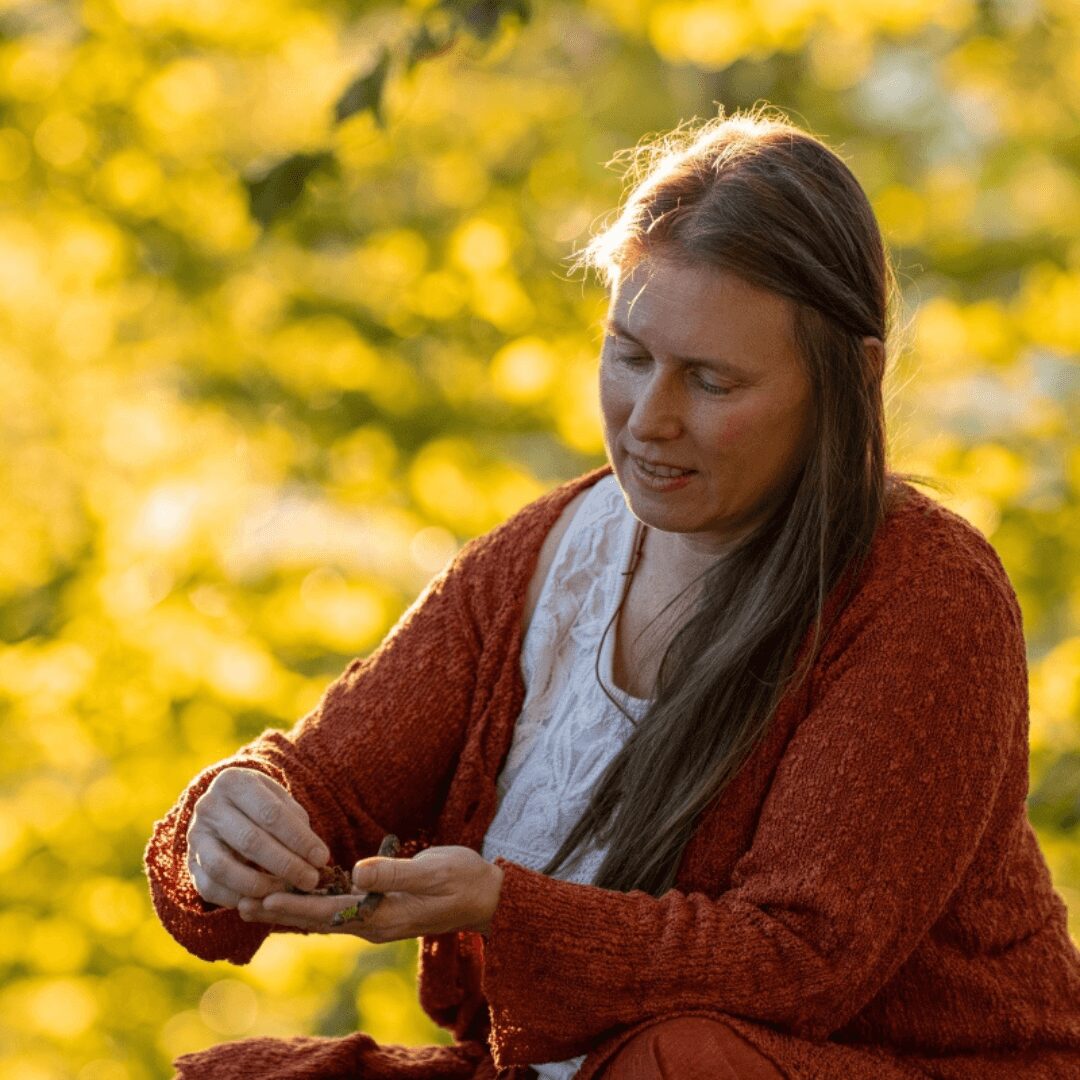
[[627, 369, 683, 441]]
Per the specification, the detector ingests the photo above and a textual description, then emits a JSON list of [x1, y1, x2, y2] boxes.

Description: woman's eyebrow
[[603, 316, 752, 379]]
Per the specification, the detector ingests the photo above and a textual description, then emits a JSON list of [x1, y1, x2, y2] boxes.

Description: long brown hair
[[544, 105, 943, 896]]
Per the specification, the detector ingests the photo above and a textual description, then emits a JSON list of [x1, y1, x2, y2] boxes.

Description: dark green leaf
[[462, 0, 501, 42], [334, 47, 392, 128], [405, 21, 458, 73], [501, 0, 531, 23], [244, 151, 335, 228]]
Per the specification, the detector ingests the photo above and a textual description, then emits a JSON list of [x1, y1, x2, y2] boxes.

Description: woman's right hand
[[186, 767, 331, 910]]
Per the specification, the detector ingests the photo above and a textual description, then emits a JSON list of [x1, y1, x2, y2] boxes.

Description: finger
[[238, 896, 330, 933], [257, 891, 373, 931], [215, 801, 326, 893], [187, 833, 245, 911], [191, 825, 289, 902], [352, 855, 429, 894], [226, 780, 330, 875]]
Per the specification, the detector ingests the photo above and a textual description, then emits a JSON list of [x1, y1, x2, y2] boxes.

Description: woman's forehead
[[608, 257, 797, 364]]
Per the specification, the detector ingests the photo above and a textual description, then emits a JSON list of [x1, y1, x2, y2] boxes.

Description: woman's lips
[[630, 456, 697, 490], [632, 455, 696, 476]]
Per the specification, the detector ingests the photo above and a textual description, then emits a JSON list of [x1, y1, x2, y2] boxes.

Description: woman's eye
[[694, 374, 731, 396], [611, 349, 730, 396]]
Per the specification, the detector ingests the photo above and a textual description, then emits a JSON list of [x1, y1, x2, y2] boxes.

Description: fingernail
[[310, 845, 329, 865], [303, 868, 319, 889]]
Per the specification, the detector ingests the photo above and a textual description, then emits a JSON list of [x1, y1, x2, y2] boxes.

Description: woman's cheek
[[598, 371, 630, 427]]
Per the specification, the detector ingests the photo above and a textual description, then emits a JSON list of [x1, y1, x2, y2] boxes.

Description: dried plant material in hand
[[286, 863, 353, 896], [331, 834, 401, 927], [285, 834, 400, 908]]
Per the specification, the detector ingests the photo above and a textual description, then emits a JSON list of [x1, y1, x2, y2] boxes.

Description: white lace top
[[480, 474, 652, 1080]]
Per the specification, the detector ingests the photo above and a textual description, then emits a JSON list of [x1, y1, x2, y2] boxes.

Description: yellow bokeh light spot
[[358, 229, 430, 286], [98, 563, 174, 618], [21, 713, 98, 774], [208, 639, 279, 702], [165, 169, 257, 254], [98, 148, 166, 215], [410, 270, 467, 320], [913, 297, 970, 375], [79, 877, 146, 938], [33, 112, 92, 170], [0, 218, 49, 315], [409, 440, 486, 533], [135, 57, 222, 135], [25, 919, 90, 976], [178, 699, 237, 761], [296, 568, 389, 653], [51, 215, 129, 289], [1031, 638, 1080, 750], [130, 483, 201, 551], [3, 41, 67, 101], [469, 272, 535, 332], [15, 775, 78, 840], [217, 271, 284, 336], [554, 352, 604, 455], [55, 295, 117, 363], [157, 1009, 217, 1061], [1014, 264, 1080, 353], [0, 639, 94, 707], [487, 465, 547, 522], [0, 804, 29, 875], [430, 150, 490, 210], [923, 162, 978, 234], [963, 300, 1013, 367], [328, 424, 399, 494], [807, 25, 873, 89], [648, 2, 752, 69], [22, 976, 100, 1040], [490, 336, 557, 404], [409, 525, 459, 576], [356, 968, 429, 1045], [406, 438, 544, 534], [874, 183, 927, 248], [1009, 155, 1078, 232], [0, 127, 31, 182], [940, 491, 1000, 540], [199, 978, 259, 1036], [77, 1061, 130, 1080], [964, 442, 1029, 502], [2, 1057, 66, 1080], [265, 315, 379, 393], [450, 218, 509, 274]]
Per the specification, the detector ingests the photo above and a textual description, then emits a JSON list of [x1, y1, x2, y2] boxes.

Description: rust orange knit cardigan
[[145, 465, 1080, 1080]]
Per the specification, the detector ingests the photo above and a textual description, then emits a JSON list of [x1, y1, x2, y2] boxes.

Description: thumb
[[352, 855, 421, 893]]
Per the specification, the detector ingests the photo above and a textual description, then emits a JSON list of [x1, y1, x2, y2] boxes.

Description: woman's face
[[600, 254, 815, 559]]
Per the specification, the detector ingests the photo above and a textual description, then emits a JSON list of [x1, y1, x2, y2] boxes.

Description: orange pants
[[596, 1016, 787, 1080]]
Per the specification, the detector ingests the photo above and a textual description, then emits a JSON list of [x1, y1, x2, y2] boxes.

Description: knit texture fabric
[[144, 464, 1080, 1080]]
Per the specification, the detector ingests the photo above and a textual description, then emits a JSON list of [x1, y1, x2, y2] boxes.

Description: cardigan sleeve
[[479, 550, 1028, 1066], [143, 545, 484, 965]]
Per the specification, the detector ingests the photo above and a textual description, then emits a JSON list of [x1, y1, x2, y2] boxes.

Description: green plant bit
[[330, 834, 401, 926]]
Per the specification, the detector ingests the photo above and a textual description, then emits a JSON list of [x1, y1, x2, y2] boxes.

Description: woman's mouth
[[630, 456, 697, 491]]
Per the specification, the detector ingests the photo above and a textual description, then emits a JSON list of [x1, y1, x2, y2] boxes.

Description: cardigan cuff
[[481, 858, 635, 1068]]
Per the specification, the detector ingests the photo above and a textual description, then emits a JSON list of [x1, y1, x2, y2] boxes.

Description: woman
[[144, 108, 1080, 1079]]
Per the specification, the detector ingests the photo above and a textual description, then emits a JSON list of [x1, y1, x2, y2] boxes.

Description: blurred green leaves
[[1, 0, 1078, 1076], [243, 0, 532, 226]]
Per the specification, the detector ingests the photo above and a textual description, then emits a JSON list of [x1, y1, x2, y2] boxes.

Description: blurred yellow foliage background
[[1, 0, 1078, 1076]]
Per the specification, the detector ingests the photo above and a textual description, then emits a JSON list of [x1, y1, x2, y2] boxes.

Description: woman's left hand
[[236, 845, 504, 941]]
